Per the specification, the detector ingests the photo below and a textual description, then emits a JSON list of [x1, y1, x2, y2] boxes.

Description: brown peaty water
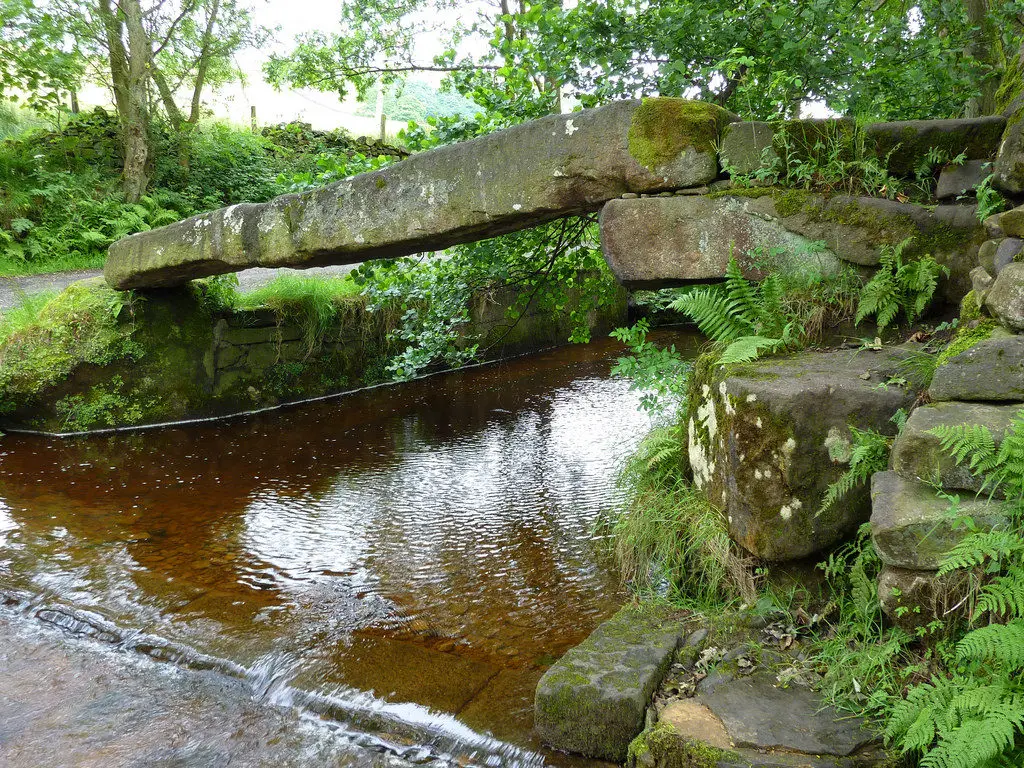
[[0, 329, 702, 767]]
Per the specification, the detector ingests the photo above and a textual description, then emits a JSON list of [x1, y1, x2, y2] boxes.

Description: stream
[[0, 329, 701, 767]]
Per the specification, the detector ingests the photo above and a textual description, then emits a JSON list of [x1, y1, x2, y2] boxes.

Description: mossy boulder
[[878, 566, 964, 633], [994, 120, 1024, 195], [534, 605, 686, 761], [863, 117, 1005, 178], [984, 262, 1024, 331], [687, 347, 916, 561], [929, 328, 1024, 402], [107, 99, 733, 290]]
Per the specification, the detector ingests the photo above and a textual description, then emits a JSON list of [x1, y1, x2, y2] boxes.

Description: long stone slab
[[599, 195, 845, 289], [105, 99, 733, 289], [600, 192, 983, 295]]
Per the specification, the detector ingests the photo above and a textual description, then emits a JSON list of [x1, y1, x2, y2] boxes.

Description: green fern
[[886, 408, 1024, 768], [670, 253, 799, 363], [937, 530, 1023, 577], [975, 568, 1024, 618], [930, 409, 1024, 500], [957, 622, 1024, 668], [855, 238, 948, 330]]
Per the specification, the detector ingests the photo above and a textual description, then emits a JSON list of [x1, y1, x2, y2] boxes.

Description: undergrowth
[[232, 273, 365, 356], [0, 281, 143, 413], [609, 421, 755, 607]]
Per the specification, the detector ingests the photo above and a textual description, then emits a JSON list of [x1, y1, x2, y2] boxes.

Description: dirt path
[[0, 264, 360, 310]]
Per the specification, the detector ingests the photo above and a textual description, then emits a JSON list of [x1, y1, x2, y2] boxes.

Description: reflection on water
[[0, 330, 701, 765]]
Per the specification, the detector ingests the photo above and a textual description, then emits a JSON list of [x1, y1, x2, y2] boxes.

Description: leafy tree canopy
[[268, 0, 1024, 125]]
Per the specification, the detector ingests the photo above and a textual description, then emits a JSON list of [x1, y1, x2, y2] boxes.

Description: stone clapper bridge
[[105, 95, 1001, 294], [105, 98, 733, 290]]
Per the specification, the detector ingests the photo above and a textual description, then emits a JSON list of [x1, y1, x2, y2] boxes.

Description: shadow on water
[[0, 329, 703, 766]]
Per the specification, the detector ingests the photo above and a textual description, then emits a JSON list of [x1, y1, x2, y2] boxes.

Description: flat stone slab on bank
[[534, 604, 686, 762], [630, 674, 881, 768], [105, 98, 733, 290], [701, 674, 875, 757]]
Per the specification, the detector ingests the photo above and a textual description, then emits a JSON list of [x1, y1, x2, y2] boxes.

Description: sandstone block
[[870, 471, 1008, 569], [688, 348, 916, 561]]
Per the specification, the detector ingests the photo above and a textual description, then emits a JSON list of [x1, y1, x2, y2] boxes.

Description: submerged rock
[[687, 348, 916, 561]]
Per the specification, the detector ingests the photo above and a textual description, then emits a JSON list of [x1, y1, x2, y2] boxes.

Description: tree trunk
[[963, 0, 1000, 117], [98, 0, 151, 202]]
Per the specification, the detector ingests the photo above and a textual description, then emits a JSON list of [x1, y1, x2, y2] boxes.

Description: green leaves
[[610, 319, 690, 415]]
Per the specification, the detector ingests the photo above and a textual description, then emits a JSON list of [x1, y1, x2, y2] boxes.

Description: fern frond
[[957, 621, 1024, 669], [723, 254, 760, 329], [938, 530, 1023, 577], [887, 676, 961, 745], [719, 335, 786, 364], [671, 286, 752, 343], [930, 423, 998, 473], [975, 568, 1024, 619]]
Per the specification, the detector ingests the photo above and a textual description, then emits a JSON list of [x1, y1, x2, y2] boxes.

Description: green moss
[[705, 185, 780, 201], [628, 98, 729, 170], [773, 188, 814, 218], [959, 290, 984, 323], [54, 375, 156, 432], [996, 52, 1024, 124], [375, 176, 387, 189], [0, 279, 145, 415], [628, 722, 738, 768], [936, 318, 998, 366]]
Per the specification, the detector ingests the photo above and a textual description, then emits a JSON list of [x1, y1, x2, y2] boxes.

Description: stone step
[[630, 674, 883, 768], [533, 605, 689, 762], [929, 328, 1024, 402], [870, 471, 1009, 570]]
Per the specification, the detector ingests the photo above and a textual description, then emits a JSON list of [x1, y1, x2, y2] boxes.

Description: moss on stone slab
[[936, 317, 998, 367], [628, 98, 729, 171], [996, 51, 1024, 125]]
